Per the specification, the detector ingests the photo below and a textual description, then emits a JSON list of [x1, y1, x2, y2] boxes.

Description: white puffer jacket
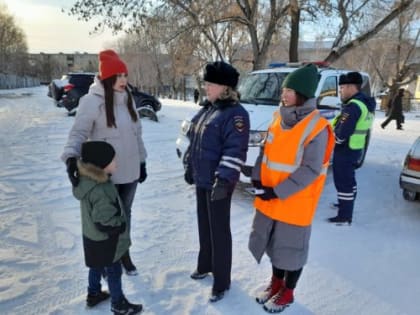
[[61, 76, 147, 184]]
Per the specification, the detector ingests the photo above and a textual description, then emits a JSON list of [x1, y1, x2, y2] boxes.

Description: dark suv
[[58, 73, 95, 115]]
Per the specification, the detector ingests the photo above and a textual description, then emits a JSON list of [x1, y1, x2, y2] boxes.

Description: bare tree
[[368, 6, 419, 110], [0, 4, 28, 75], [284, 1, 333, 62], [67, 0, 416, 72], [324, 0, 415, 63], [67, 0, 290, 69]]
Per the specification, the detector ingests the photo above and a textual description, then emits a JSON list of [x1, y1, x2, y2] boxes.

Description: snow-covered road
[[0, 86, 419, 315]]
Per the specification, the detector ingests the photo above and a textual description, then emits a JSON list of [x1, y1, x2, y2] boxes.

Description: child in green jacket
[[72, 141, 142, 315]]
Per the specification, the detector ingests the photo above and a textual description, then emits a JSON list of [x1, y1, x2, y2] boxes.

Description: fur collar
[[199, 99, 238, 110], [77, 160, 109, 183]]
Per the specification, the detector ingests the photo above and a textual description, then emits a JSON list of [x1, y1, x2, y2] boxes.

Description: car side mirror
[[318, 96, 341, 110]]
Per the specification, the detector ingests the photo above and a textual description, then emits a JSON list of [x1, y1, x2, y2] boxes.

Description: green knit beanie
[[282, 63, 319, 99]]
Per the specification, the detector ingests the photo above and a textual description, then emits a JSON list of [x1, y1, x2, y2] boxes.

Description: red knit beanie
[[98, 49, 128, 80]]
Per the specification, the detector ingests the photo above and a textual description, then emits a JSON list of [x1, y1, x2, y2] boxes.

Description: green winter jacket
[[73, 161, 130, 268]]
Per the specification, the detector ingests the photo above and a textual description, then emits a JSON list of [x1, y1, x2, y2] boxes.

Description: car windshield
[[238, 72, 288, 105], [69, 74, 94, 87], [361, 75, 372, 96]]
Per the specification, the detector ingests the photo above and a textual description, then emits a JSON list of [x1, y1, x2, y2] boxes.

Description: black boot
[[190, 269, 209, 280], [121, 251, 138, 276], [86, 290, 110, 307], [111, 296, 143, 315], [209, 286, 230, 303], [327, 216, 352, 225]]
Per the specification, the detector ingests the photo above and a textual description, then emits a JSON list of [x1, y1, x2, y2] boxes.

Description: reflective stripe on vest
[[262, 111, 324, 174], [348, 99, 373, 150], [254, 110, 335, 226], [331, 114, 339, 128], [261, 154, 329, 175]]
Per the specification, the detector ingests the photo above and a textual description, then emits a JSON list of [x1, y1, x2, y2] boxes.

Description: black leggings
[[272, 265, 303, 290]]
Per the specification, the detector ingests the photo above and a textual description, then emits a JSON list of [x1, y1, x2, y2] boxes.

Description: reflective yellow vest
[[332, 99, 374, 150], [254, 110, 335, 226]]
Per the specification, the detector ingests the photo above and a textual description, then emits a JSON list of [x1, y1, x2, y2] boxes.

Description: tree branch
[[325, 0, 415, 63]]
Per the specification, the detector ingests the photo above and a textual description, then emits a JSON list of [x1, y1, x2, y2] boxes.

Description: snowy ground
[[0, 86, 419, 315]]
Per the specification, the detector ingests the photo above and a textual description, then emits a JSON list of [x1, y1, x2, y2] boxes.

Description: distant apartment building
[[29, 52, 98, 82]]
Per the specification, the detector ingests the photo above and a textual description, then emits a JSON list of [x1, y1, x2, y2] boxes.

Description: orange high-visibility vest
[[254, 110, 335, 226]]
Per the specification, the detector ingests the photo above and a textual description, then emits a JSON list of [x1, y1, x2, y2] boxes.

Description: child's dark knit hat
[[81, 141, 115, 169], [282, 63, 319, 99]]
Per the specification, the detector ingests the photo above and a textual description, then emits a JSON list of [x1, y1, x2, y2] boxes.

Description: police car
[[176, 61, 373, 183]]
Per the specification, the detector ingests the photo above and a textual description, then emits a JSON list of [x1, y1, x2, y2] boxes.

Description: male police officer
[[328, 72, 375, 224]]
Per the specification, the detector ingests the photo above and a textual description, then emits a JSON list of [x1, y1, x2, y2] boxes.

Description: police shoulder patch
[[233, 115, 246, 132], [340, 112, 349, 123]]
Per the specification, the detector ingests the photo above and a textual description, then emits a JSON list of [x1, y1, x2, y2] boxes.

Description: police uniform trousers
[[195, 187, 232, 292], [332, 146, 362, 220]]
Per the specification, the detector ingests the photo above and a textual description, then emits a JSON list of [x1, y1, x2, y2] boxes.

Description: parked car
[[58, 72, 95, 115], [400, 136, 420, 201], [176, 61, 373, 183], [129, 84, 161, 112]]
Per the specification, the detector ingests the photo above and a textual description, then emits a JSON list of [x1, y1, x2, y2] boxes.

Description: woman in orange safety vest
[[248, 64, 335, 313]]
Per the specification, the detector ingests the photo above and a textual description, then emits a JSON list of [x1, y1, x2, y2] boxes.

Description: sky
[[2, 0, 119, 53], [0, 85, 420, 314]]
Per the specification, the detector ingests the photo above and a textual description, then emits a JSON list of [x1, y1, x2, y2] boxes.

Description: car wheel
[[138, 104, 158, 122], [402, 189, 417, 201], [140, 100, 152, 110]]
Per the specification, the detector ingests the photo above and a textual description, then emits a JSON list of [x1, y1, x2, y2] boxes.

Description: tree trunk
[[289, 1, 300, 62]]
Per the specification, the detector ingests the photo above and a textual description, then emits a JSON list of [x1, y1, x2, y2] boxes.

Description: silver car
[[400, 136, 420, 201]]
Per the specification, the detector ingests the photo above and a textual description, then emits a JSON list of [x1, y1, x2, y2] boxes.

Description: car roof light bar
[[268, 61, 331, 68]]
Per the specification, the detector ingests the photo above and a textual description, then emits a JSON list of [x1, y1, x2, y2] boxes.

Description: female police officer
[[184, 61, 250, 302]]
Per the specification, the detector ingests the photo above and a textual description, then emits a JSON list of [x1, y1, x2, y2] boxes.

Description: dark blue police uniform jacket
[[186, 99, 250, 189]]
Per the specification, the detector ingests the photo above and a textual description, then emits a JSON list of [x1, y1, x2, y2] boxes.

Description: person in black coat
[[381, 88, 404, 130], [184, 61, 250, 303], [193, 88, 200, 104]]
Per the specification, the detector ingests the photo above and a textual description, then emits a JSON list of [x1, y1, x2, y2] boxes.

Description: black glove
[[211, 178, 233, 201], [116, 222, 126, 235], [138, 162, 147, 183], [252, 180, 263, 189], [95, 222, 126, 236], [259, 186, 278, 201], [66, 157, 79, 187], [184, 167, 194, 185]]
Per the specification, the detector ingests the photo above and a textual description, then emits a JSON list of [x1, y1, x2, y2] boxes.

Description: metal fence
[[410, 99, 420, 112], [0, 74, 40, 89]]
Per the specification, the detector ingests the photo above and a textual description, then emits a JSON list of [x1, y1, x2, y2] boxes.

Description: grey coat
[[61, 76, 147, 184], [249, 99, 327, 270]]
